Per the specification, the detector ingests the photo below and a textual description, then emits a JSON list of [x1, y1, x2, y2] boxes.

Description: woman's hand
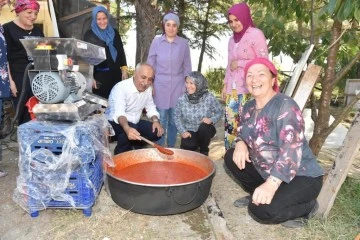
[[10, 79, 17, 97], [221, 84, 227, 101], [201, 117, 212, 125], [233, 141, 251, 170], [121, 70, 128, 80], [252, 177, 280, 205], [230, 60, 239, 72], [93, 80, 99, 89], [181, 131, 191, 138]]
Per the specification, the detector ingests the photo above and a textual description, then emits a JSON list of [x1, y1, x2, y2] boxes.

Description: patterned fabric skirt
[[224, 90, 249, 150]]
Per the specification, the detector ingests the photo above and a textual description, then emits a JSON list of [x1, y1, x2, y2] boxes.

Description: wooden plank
[[292, 64, 321, 111], [284, 44, 314, 97], [316, 112, 360, 219]]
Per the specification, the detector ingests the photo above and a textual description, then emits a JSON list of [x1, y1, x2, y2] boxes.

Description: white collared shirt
[[105, 77, 159, 124]]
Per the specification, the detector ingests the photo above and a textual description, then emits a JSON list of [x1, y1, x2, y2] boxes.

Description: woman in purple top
[[224, 58, 324, 228], [222, 2, 268, 150], [147, 12, 192, 147]]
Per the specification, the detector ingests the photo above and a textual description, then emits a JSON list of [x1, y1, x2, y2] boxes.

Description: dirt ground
[[0, 115, 356, 240]]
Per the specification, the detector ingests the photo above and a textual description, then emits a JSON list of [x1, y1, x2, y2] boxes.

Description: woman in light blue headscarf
[[83, 6, 128, 99]]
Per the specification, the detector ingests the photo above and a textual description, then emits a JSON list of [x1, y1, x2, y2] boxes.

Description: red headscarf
[[244, 57, 280, 93], [228, 2, 255, 43], [14, 0, 40, 14]]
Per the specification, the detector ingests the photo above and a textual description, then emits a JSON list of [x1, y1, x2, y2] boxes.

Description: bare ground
[[0, 113, 359, 239]]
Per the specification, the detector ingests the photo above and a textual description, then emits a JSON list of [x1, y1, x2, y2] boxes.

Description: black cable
[[9, 62, 34, 137]]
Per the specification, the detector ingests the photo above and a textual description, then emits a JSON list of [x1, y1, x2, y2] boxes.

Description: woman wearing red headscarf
[[222, 2, 268, 150], [3, 0, 44, 124], [224, 58, 324, 228]]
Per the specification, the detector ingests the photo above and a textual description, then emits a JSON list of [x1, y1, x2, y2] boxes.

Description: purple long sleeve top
[[147, 34, 192, 109], [224, 27, 268, 95]]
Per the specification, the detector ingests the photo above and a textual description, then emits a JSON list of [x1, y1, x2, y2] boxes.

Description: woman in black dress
[[83, 6, 128, 99], [3, 0, 44, 124]]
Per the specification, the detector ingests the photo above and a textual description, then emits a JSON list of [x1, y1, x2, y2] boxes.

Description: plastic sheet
[[13, 115, 114, 214]]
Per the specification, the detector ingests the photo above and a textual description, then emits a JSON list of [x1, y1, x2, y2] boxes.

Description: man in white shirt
[[105, 63, 164, 154]]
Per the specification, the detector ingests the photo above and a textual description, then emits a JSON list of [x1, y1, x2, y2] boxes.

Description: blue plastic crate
[[28, 158, 103, 217], [16, 118, 108, 217]]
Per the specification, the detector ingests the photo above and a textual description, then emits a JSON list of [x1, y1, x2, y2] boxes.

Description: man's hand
[[152, 121, 163, 137], [123, 125, 141, 140], [233, 141, 251, 170]]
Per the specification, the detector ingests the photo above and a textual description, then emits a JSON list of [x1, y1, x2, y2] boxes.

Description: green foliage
[[301, 178, 360, 239], [109, 1, 133, 44], [204, 67, 225, 94], [323, 0, 360, 21]]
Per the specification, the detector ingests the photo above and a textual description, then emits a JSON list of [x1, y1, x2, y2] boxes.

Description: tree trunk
[[309, 19, 342, 155], [115, 0, 121, 30], [134, 0, 160, 64], [177, 0, 185, 36], [197, 1, 211, 72]]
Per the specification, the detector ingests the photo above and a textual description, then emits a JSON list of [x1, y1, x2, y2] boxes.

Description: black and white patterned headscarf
[[185, 71, 209, 104]]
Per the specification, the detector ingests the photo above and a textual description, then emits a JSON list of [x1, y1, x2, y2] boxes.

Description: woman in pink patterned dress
[[222, 2, 269, 150]]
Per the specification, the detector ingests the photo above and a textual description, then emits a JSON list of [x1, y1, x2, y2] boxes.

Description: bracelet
[[121, 66, 128, 71], [153, 119, 159, 122], [268, 176, 281, 187]]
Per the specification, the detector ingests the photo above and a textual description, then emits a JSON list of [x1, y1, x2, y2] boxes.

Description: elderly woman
[[222, 2, 269, 150], [147, 12, 192, 148], [4, 0, 44, 124], [224, 57, 324, 228], [174, 71, 223, 156], [83, 6, 128, 99]]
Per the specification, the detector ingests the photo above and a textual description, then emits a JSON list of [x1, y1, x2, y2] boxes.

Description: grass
[[298, 178, 360, 239]]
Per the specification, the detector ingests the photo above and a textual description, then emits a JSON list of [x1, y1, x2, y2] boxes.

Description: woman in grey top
[[174, 71, 223, 156], [224, 57, 324, 228]]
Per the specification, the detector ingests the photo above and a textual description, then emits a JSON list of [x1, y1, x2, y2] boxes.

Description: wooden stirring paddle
[[139, 136, 174, 155]]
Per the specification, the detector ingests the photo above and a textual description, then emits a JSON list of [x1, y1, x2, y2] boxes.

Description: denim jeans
[[156, 108, 177, 147]]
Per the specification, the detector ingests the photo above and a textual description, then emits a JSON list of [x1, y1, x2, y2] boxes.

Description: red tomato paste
[[113, 161, 207, 184]]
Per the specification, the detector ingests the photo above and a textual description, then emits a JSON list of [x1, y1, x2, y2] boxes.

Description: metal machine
[[20, 38, 107, 121]]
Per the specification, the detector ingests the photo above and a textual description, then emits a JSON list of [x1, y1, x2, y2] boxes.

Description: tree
[[248, 0, 360, 155], [309, 0, 360, 155], [183, 0, 230, 71]]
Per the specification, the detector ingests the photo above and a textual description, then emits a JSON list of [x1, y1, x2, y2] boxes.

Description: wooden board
[[284, 44, 314, 97], [316, 112, 360, 219], [292, 64, 321, 111]]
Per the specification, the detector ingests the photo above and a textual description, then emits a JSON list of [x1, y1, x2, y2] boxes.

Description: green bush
[[205, 67, 225, 94]]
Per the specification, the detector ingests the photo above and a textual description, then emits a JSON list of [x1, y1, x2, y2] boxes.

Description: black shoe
[[233, 195, 250, 208], [281, 200, 319, 228], [281, 218, 306, 228], [306, 200, 319, 219]]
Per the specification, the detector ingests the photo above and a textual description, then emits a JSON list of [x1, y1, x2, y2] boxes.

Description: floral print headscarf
[[14, 0, 40, 14]]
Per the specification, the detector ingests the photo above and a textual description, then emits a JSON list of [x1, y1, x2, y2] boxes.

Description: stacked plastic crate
[[14, 116, 109, 217]]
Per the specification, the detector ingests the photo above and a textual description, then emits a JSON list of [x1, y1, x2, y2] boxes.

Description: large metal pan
[[105, 148, 216, 215]]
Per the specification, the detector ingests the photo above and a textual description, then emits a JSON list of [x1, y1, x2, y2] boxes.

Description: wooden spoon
[[139, 136, 174, 155]]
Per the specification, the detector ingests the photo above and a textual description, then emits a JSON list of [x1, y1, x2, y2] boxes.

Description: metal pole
[[48, 0, 60, 37]]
